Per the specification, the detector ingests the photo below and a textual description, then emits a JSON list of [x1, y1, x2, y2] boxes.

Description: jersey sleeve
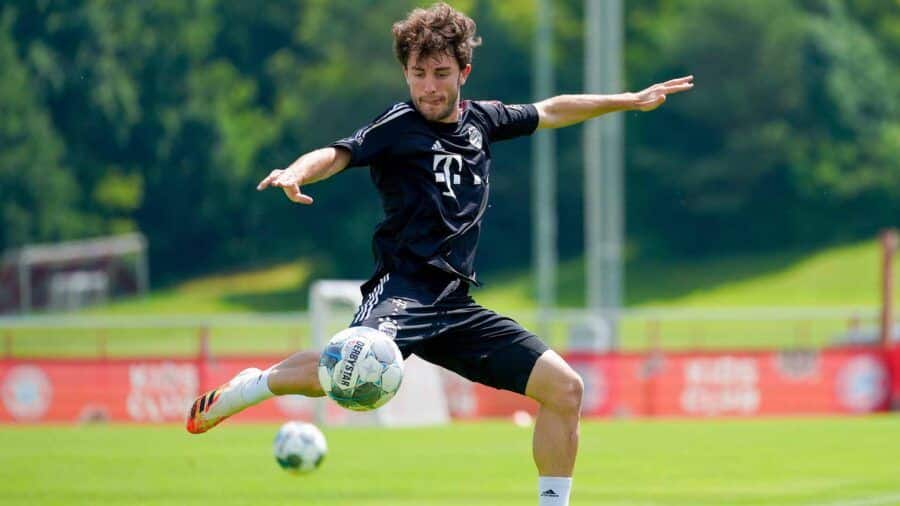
[[475, 100, 540, 143], [328, 103, 413, 168]]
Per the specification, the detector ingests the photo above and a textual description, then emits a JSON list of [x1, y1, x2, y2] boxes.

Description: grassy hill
[[476, 239, 890, 310], [83, 261, 315, 314], [83, 239, 892, 315]]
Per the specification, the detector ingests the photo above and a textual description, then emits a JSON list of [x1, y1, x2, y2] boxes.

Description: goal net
[[0, 233, 148, 314], [307, 279, 450, 427]]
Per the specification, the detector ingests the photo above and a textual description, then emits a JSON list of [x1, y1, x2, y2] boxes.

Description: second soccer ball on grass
[[318, 327, 404, 411], [273, 421, 327, 474]]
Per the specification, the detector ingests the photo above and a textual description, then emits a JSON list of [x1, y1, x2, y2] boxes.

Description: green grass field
[[1, 417, 898, 505]]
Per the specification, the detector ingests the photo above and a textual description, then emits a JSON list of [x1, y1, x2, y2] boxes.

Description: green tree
[[0, 8, 80, 251], [625, 0, 900, 255], [4, 0, 898, 285]]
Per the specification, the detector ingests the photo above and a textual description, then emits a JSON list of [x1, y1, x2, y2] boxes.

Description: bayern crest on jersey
[[467, 125, 482, 149]]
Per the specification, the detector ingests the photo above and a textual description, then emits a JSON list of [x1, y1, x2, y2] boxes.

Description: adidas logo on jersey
[[432, 140, 444, 152], [540, 489, 559, 497]]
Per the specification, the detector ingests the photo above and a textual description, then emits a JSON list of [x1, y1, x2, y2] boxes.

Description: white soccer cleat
[[186, 367, 262, 434]]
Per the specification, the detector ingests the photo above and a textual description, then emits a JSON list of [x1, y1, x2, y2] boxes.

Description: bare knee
[[543, 372, 583, 415], [526, 352, 584, 415]]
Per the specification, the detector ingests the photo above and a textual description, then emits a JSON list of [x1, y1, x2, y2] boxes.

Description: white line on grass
[[589, 492, 900, 506], [805, 494, 900, 506]]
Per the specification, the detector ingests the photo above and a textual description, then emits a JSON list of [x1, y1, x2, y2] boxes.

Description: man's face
[[403, 51, 471, 123]]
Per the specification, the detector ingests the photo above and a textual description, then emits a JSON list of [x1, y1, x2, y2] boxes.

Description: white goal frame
[[309, 279, 450, 427]]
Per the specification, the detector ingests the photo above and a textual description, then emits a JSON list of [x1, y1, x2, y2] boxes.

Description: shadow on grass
[[486, 244, 833, 307], [93, 241, 870, 314], [221, 285, 313, 312], [623, 247, 816, 306]]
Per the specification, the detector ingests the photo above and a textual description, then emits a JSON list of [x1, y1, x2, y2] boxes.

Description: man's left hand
[[631, 75, 694, 112]]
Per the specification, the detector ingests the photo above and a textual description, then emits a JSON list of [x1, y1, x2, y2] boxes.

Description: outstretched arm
[[534, 75, 693, 130], [256, 147, 351, 204]]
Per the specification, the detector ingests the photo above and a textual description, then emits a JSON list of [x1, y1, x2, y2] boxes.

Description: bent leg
[[267, 349, 326, 397], [418, 304, 580, 476], [187, 348, 323, 434], [525, 350, 584, 477]]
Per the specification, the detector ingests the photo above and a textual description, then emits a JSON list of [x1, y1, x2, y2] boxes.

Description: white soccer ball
[[318, 327, 404, 411], [273, 421, 327, 474]]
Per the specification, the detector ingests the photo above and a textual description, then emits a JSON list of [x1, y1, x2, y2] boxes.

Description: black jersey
[[330, 99, 539, 293]]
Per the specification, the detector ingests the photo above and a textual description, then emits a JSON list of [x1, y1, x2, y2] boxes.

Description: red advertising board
[[0, 347, 892, 424], [0, 357, 331, 424], [568, 347, 891, 417], [0, 358, 198, 423], [888, 344, 900, 409]]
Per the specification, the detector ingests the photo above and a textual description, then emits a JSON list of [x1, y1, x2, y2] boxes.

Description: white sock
[[538, 476, 572, 506], [240, 368, 274, 405]]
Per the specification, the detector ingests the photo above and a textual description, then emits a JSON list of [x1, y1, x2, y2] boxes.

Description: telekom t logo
[[433, 154, 463, 199]]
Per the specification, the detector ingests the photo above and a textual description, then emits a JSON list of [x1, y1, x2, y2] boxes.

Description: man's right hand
[[256, 169, 314, 205]]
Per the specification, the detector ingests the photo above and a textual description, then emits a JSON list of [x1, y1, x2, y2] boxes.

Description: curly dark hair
[[392, 2, 482, 69]]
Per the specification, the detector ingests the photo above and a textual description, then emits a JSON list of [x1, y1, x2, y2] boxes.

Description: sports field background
[[1, 417, 897, 506], [3, 238, 893, 358], [2, 237, 896, 506], [3, 3, 899, 506]]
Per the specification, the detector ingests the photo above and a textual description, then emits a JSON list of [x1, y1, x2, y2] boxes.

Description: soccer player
[[186, 3, 692, 505]]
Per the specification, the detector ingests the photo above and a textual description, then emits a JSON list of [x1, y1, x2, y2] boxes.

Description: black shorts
[[349, 272, 549, 395]]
